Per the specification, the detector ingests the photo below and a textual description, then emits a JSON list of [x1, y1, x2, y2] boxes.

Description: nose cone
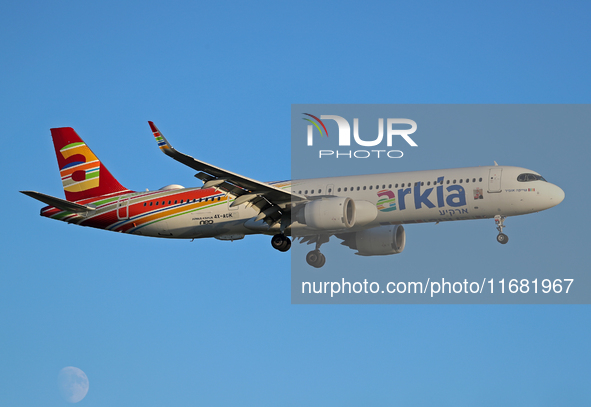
[[548, 184, 565, 207]]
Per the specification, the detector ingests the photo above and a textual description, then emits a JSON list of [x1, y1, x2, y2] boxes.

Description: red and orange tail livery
[[51, 127, 129, 201]]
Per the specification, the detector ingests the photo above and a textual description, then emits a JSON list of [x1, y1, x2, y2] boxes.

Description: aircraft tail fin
[[50, 127, 130, 201]]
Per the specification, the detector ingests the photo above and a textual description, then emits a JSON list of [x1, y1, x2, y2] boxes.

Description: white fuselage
[[143, 165, 563, 240]]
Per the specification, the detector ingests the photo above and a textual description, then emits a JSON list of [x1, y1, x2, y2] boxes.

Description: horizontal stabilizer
[[20, 191, 97, 213]]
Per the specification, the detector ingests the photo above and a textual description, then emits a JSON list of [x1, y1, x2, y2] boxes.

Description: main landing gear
[[270, 233, 328, 268], [306, 250, 326, 268], [271, 234, 291, 252], [306, 235, 329, 268], [494, 215, 509, 244]]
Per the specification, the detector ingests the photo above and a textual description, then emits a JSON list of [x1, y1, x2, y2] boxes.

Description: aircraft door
[[488, 168, 502, 193], [116, 196, 130, 220]]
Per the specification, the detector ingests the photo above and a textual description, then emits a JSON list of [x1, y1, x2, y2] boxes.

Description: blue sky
[[1, 1, 590, 405]]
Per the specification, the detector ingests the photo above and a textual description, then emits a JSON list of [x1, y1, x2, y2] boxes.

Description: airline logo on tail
[[59, 142, 100, 192]]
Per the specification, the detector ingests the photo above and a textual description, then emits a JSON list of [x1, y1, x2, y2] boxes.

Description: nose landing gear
[[494, 215, 509, 244]]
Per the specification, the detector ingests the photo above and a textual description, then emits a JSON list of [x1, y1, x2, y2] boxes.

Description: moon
[[58, 367, 89, 403]]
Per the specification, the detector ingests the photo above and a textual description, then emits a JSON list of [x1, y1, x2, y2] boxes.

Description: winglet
[[149, 121, 173, 153]]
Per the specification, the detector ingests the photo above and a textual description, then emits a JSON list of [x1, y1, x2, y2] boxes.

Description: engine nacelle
[[340, 225, 406, 256], [353, 200, 378, 226], [295, 197, 355, 230]]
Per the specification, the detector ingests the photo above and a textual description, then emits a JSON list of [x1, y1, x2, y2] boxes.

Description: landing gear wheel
[[317, 253, 326, 268], [306, 250, 326, 268], [494, 215, 509, 245], [496, 233, 509, 244], [271, 234, 291, 252]]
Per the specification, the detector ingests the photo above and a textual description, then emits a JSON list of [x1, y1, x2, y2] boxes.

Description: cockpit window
[[517, 173, 547, 182]]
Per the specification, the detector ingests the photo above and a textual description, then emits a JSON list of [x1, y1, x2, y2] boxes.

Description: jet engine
[[339, 225, 406, 256], [295, 197, 356, 230]]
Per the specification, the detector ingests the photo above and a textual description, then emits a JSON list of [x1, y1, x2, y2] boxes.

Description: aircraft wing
[[149, 121, 306, 226]]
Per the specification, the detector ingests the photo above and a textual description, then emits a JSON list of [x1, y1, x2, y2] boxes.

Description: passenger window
[[305, 190, 308, 194], [453, 180, 456, 184], [143, 203, 146, 206], [175, 200, 177, 204], [421, 182, 424, 186], [311, 190, 315, 194], [459, 179, 463, 183], [427, 181, 430, 186], [395, 184, 398, 188], [369, 186, 373, 190], [357, 187, 360, 191], [466, 179, 469, 183], [472, 178, 476, 182], [168, 200, 171, 204], [344, 187, 347, 192], [155, 202, 159, 206], [388, 184, 391, 188], [218, 197, 221, 201], [363, 186, 366, 190], [150, 202, 153, 206], [319, 189, 322, 193], [446, 180, 450, 184], [338, 188, 341, 192]]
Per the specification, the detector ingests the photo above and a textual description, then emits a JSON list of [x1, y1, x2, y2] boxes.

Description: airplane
[[21, 122, 565, 268]]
